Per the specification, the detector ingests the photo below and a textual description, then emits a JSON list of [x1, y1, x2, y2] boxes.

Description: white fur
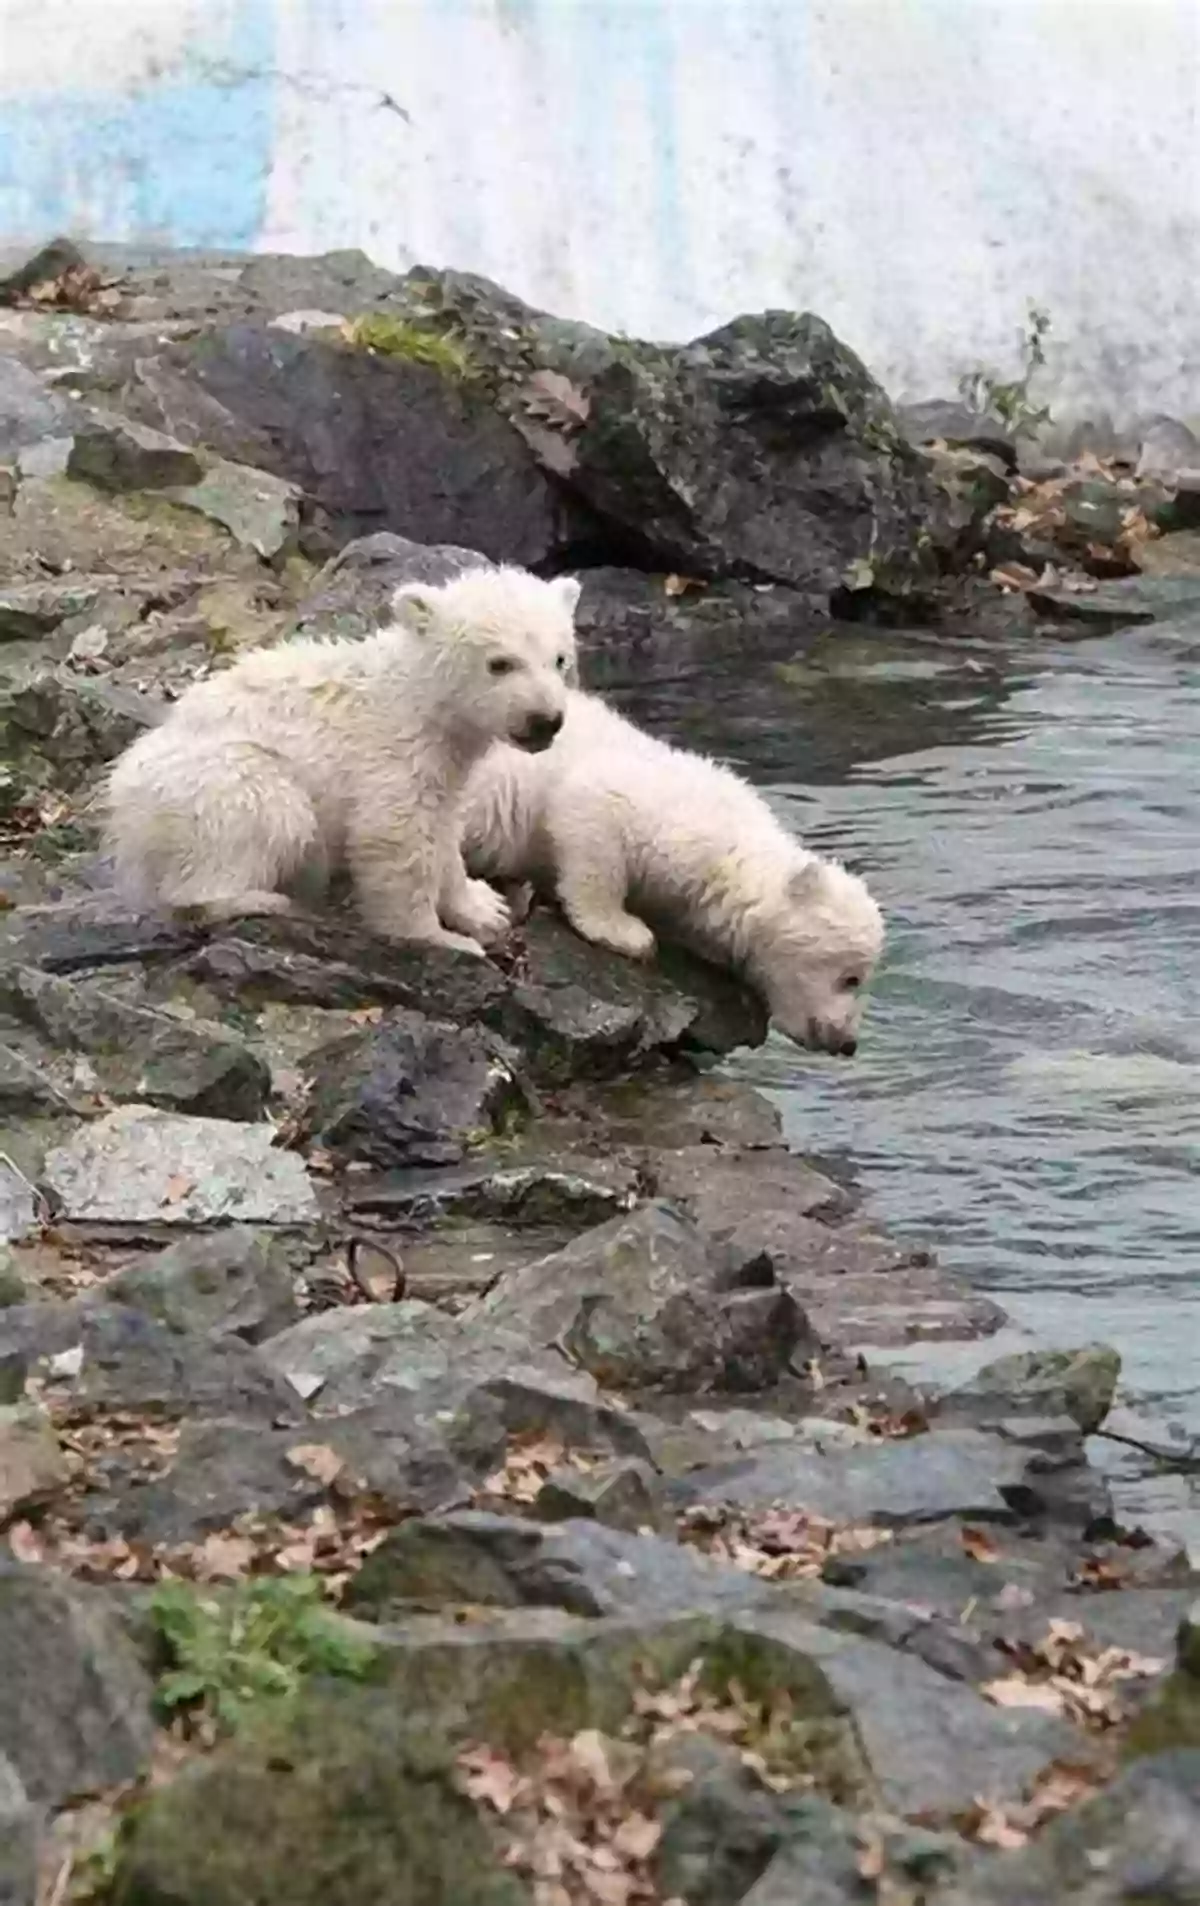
[[105, 566, 581, 956], [462, 689, 885, 1052]]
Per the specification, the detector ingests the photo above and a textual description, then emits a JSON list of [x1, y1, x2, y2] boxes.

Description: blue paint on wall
[[0, 0, 275, 248]]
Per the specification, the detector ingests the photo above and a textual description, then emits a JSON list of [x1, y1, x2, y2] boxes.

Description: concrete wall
[[0, 0, 1196, 424]]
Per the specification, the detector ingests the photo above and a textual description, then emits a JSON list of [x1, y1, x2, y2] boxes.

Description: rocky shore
[[1, 239, 1199, 1904]]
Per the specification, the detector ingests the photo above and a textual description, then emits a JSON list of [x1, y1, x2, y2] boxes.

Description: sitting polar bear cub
[[462, 689, 884, 1054], [105, 567, 580, 956]]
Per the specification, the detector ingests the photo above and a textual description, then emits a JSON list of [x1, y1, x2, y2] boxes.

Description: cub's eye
[[488, 656, 517, 677], [842, 975, 862, 992], [555, 653, 570, 674]]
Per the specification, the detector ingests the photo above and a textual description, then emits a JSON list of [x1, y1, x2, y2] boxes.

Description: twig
[[1095, 1426, 1200, 1472]]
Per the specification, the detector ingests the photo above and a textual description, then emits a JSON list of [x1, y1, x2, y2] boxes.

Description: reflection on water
[[608, 620, 1200, 1495]]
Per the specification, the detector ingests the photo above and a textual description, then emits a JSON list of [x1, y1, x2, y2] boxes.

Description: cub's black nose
[[517, 711, 564, 751], [838, 1037, 858, 1058]]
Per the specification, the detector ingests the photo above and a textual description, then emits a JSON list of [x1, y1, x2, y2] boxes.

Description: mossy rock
[[110, 1685, 528, 1906]]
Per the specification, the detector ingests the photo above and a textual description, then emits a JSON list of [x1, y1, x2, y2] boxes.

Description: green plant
[[150, 1575, 377, 1736], [959, 305, 1053, 440], [348, 312, 477, 380]]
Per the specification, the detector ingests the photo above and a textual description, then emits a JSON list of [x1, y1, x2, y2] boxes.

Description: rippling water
[[606, 616, 1200, 1522]]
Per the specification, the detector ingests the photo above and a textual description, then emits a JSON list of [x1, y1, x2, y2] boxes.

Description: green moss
[[150, 1575, 379, 1737], [347, 313, 479, 381]]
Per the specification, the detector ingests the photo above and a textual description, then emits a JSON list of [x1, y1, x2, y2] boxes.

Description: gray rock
[[0, 579, 107, 643], [163, 456, 300, 558], [394, 269, 935, 598], [671, 1425, 1051, 1526], [176, 908, 767, 1077], [0, 1562, 155, 1807], [106, 1228, 301, 1342], [342, 1148, 637, 1230], [1029, 573, 1200, 629], [345, 1512, 770, 1622], [1136, 415, 1200, 482], [42, 1106, 320, 1225], [467, 1200, 812, 1392], [944, 1343, 1121, 1435], [302, 1008, 529, 1167], [295, 532, 492, 637], [66, 411, 204, 491], [0, 357, 71, 459], [0, 1162, 36, 1247], [0, 967, 270, 1122], [0, 670, 156, 794], [727, 1608, 1083, 1817], [939, 1750, 1200, 1904], [0, 1753, 37, 1906], [262, 1300, 648, 1459], [0, 1300, 307, 1424], [651, 1733, 800, 1906], [535, 1457, 664, 1533], [0, 1405, 66, 1521], [127, 321, 573, 566], [742, 1807, 964, 1906], [899, 398, 1018, 468], [1178, 1600, 1200, 1680]]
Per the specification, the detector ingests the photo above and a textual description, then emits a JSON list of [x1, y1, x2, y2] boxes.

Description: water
[[605, 616, 1200, 1531]]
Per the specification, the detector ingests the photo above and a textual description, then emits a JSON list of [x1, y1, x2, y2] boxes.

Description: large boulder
[[118, 322, 575, 565], [381, 267, 937, 596]]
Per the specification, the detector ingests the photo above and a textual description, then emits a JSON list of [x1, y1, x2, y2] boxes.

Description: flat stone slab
[[42, 1106, 319, 1226]]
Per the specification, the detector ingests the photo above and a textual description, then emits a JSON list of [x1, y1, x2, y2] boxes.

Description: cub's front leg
[[347, 799, 485, 957], [438, 844, 511, 947]]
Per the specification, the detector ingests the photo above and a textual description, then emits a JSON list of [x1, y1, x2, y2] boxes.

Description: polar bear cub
[[105, 567, 581, 956], [462, 689, 884, 1053]]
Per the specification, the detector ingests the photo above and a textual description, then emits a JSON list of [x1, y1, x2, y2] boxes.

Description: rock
[[0, 967, 270, 1122], [1179, 1601, 1200, 1679], [41, 1107, 320, 1226], [1135, 415, 1200, 482], [0, 670, 156, 794], [163, 457, 300, 558], [1134, 527, 1200, 577], [0, 1162, 35, 1248], [343, 1148, 637, 1231], [467, 1201, 812, 1392], [106, 1228, 301, 1343], [898, 398, 1018, 469], [66, 412, 204, 492], [651, 1733, 802, 1906], [294, 532, 491, 638], [177, 909, 767, 1079], [396, 269, 934, 597], [940, 1751, 1200, 1904], [742, 1806, 964, 1905], [261, 1300, 648, 1457], [1029, 573, 1200, 629], [0, 578, 108, 643], [0, 1562, 155, 1807], [0, 1404, 66, 1520], [302, 1009, 530, 1168], [128, 323, 572, 565], [944, 1343, 1120, 1434], [725, 1609, 1084, 1817], [108, 1686, 528, 1906], [924, 444, 1011, 561], [669, 1425, 1063, 1527], [0, 356, 71, 459], [535, 1457, 664, 1533], [0, 1754, 36, 1906], [0, 1251, 29, 1310], [345, 1512, 770, 1622], [0, 1300, 307, 1424]]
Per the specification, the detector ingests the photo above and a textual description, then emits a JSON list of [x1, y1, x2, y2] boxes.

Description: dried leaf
[[981, 1676, 1066, 1714], [960, 1524, 1001, 1564], [346, 1236, 404, 1303], [286, 1443, 345, 1487]]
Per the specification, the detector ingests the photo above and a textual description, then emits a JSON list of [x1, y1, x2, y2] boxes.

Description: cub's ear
[[391, 584, 442, 636], [787, 858, 826, 904], [552, 575, 582, 616]]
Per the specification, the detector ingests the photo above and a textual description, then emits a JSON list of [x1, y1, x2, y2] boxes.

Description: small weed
[[960, 305, 1053, 440], [150, 1574, 377, 1737], [348, 312, 478, 380]]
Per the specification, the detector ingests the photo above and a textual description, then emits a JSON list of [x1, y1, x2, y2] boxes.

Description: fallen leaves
[[678, 1500, 891, 1582], [982, 1618, 1165, 1730], [458, 1658, 821, 1905], [481, 1434, 603, 1507], [959, 1524, 1002, 1564], [959, 1756, 1109, 1849]]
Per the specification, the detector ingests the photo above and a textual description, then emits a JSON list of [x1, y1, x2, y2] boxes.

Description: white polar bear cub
[[105, 567, 581, 956], [462, 689, 885, 1053]]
